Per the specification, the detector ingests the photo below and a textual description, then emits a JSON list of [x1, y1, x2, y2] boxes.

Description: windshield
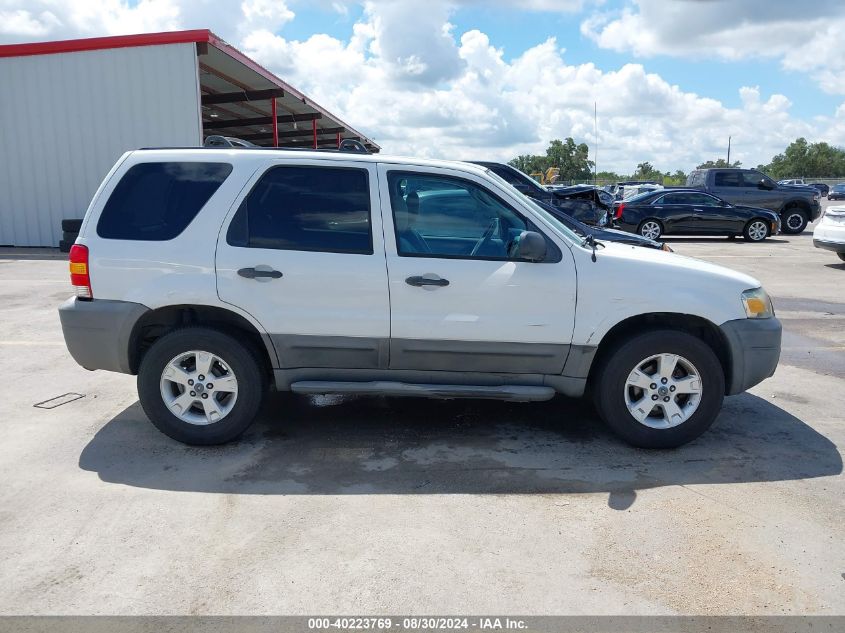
[[482, 169, 582, 243]]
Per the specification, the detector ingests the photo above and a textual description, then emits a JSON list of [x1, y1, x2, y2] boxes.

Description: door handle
[[238, 267, 283, 280], [406, 275, 449, 287]]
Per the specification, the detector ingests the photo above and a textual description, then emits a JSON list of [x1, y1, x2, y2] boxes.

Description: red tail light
[[69, 244, 92, 300], [614, 202, 625, 220]]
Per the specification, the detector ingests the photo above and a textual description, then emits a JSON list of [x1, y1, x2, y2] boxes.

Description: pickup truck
[[687, 168, 821, 234]]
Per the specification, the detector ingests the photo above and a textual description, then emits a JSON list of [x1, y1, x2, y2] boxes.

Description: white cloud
[[581, 0, 845, 96], [0, 0, 843, 172]]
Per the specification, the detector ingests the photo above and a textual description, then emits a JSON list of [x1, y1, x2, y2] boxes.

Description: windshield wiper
[[582, 233, 605, 262]]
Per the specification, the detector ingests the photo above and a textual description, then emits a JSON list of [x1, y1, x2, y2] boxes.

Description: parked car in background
[[622, 184, 664, 200], [528, 198, 671, 251], [813, 205, 845, 262], [778, 178, 806, 186], [810, 183, 829, 197], [829, 184, 845, 201], [469, 161, 609, 225], [687, 168, 821, 234], [608, 181, 661, 200], [612, 189, 781, 241], [59, 148, 781, 449]]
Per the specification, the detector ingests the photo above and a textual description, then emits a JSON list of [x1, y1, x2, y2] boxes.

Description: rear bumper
[[719, 318, 782, 395], [813, 238, 845, 253], [58, 298, 149, 373]]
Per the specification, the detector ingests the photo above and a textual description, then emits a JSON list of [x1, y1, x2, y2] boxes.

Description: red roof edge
[[0, 29, 212, 58]]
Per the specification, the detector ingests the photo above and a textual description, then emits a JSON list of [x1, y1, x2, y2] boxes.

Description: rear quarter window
[[687, 171, 705, 187], [97, 162, 232, 241]]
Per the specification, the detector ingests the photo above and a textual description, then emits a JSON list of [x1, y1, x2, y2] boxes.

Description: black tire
[[61, 218, 83, 232], [137, 327, 266, 445], [58, 239, 73, 253], [637, 219, 663, 240], [592, 330, 725, 448], [62, 230, 78, 243], [781, 207, 808, 234], [742, 218, 770, 242]]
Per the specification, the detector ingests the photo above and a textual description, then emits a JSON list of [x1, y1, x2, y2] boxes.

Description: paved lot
[[0, 206, 843, 615]]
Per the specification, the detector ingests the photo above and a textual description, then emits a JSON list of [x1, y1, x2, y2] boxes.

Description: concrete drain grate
[[33, 393, 85, 409]]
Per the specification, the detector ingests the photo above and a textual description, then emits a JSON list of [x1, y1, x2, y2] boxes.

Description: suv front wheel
[[592, 330, 725, 448], [137, 327, 266, 445]]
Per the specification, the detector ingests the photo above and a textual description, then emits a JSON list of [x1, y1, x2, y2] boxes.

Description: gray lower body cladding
[[719, 317, 782, 395], [59, 298, 149, 373], [271, 334, 572, 374], [269, 335, 593, 397]]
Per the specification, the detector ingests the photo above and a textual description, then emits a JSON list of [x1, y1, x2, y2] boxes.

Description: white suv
[[59, 149, 781, 448]]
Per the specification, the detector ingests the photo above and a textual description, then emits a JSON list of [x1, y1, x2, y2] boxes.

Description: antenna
[[727, 135, 732, 165]]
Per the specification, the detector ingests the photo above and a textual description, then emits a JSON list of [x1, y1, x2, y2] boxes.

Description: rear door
[[377, 165, 576, 374], [710, 171, 744, 205], [652, 192, 697, 233], [216, 159, 390, 370]]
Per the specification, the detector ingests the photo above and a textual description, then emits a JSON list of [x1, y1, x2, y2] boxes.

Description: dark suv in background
[[471, 161, 609, 225], [687, 168, 821, 234]]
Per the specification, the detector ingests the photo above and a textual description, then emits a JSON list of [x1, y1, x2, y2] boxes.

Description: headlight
[[741, 288, 774, 319]]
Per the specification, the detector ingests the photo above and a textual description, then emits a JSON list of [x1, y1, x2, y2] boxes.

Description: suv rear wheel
[[592, 330, 725, 448], [137, 327, 266, 445]]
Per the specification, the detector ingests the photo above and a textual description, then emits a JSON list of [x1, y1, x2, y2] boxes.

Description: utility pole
[[593, 101, 598, 184], [727, 135, 732, 166]]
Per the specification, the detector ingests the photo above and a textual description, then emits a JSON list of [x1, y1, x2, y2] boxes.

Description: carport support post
[[271, 98, 278, 147], [337, 132, 341, 148], [313, 119, 318, 149]]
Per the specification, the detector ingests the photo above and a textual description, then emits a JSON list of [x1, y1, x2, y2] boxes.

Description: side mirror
[[758, 179, 773, 190], [513, 230, 547, 262]]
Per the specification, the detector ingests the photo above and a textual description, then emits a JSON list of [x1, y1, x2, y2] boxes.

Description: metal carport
[[0, 29, 379, 246]]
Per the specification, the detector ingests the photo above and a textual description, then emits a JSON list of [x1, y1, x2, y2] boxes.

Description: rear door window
[[714, 172, 742, 187], [226, 165, 372, 254], [97, 162, 232, 240]]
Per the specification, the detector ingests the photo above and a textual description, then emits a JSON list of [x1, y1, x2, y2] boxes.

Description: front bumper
[[810, 201, 822, 221], [719, 318, 782, 395], [58, 298, 149, 374]]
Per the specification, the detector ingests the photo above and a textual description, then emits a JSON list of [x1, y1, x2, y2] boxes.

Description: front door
[[378, 165, 576, 374], [216, 160, 390, 369], [688, 192, 744, 234]]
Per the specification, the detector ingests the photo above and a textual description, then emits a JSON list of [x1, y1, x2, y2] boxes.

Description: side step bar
[[290, 381, 555, 402]]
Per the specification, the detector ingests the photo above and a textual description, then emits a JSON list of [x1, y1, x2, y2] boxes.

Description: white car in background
[[813, 205, 845, 262]]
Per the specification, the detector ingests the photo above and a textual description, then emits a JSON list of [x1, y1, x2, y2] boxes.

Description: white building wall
[[0, 43, 202, 246]]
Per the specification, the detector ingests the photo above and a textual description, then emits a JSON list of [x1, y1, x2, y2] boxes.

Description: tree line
[[508, 137, 845, 184]]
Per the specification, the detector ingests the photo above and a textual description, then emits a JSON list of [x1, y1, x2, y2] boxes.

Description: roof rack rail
[[195, 135, 372, 154]]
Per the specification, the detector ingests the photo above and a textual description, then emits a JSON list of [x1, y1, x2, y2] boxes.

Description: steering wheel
[[470, 218, 500, 257]]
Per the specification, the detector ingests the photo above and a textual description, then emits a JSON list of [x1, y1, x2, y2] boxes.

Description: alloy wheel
[[640, 221, 661, 240], [159, 350, 239, 425], [747, 220, 768, 241], [623, 353, 702, 429]]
